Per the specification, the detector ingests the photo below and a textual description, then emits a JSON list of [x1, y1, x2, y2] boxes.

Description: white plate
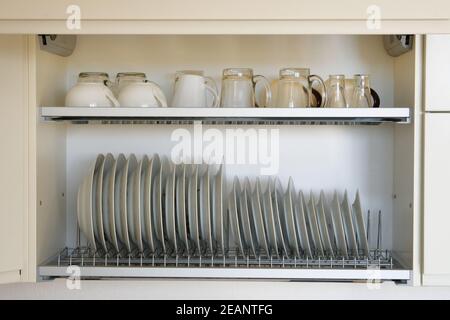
[[118, 154, 136, 252], [283, 178, 300, 257], [212, 165, 226, 255], [188, 165, 201, 253], [331, 191, 348, 257], [93, 154, 108, 251], [165, 162, 178, 253], [103, 153, 120, 252], [143, 155, 156, 253], [238, 178, 256, 256], [229, 176, 245, 255], [272, 178, 289, 257], [152, 154, 166, 253], [260, 178, 278, 257], [126, 154, 139, 252], [199, 166, 213, 253], [250, 179, 269, 257], [113, 154, 126, 251], [77, 154, 104, 251], [176, 164, 189, 252], [296, 190, 313, 257], [306, 191, 324, 256], [130, 156, 144, 252], [316, 191, 334, 256], [341, 190, 358, 256], [352, 190, 369, 256]]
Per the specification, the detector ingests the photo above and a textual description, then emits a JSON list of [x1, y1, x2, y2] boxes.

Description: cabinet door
[[425, 35, 450, 111], [0, 35, 28, 284], [423, 113, 450, 285]]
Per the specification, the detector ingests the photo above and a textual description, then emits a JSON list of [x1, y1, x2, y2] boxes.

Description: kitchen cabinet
[[0, 35, 30, 284], [0, 33, 425, 286], [423, 114, 450, 285], [425, 35, 450, 111]]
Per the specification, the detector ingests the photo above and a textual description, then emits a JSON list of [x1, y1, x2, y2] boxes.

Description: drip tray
[[39, 247, 411, 281]]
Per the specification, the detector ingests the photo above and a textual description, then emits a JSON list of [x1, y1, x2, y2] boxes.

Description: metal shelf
[[38, 247, 410, 281], [40, 107, 411, 125]]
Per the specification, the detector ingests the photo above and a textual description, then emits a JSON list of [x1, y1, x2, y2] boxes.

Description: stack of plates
[[77, 153, 227, 255], [78, 153, 370, 258], [228, 177, 370, 258]]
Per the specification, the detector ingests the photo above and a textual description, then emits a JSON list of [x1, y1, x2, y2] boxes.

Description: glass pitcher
[[325, 74, 347, 108], [219, 68, 271, 108], [349, 74, 374, 108], [276, 68, 327, 108]]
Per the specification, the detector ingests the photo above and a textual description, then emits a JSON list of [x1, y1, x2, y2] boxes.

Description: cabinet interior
[[35, 35, 418, 280]]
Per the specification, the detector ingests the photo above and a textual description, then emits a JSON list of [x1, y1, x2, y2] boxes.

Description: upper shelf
[[40, 107, 410, 125]]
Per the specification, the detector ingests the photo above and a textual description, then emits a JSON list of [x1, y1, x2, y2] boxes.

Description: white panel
[[424, 113, 450, 276], [0, 0, 449, 20], [36, 48, 68, 265], [425, 35, 450, 111], [0, 35, 27, 282]]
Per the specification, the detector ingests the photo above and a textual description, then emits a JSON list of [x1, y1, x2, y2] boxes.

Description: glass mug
[[219, 68, 271, 108], [349, 74, 374, 108], [171, 70, 219, 108], [116, 72, 167, 108], [325, 74, 347, 108], [276, 68, 327, 108]]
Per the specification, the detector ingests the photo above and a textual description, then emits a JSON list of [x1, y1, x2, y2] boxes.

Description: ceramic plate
[[296, 190, 312, 257], [152, 154, 166, 253], [77, 154, 104, 251], [228, 176, 245, 254], [341, 190, 358, 256], [306, 191, 324, 256], [143, 155, 156, 253], [212, 165, 225, 255], [103, 153, 120, 252], [260, 178, 278, 257], [316, 191, 334, 256], [165, 162, 178, 253], [272, 178, 289, 257], [331, 191, 348, 257], [199, 166, 213, 253], [283, 178, 300, 257], [352, 190, 369, 256], [93, 154, 108, 251], [250, 180, 269, 256], [188, 165, 201, 253], [238, 178, 256, 256], [113, 154, 126, 251], [125, 154, 138, 249], [131, 156, 144, 252], [176, 164, 189, 252]]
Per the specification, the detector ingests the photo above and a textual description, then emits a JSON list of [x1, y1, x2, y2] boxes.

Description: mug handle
[[253, 75, 272, 108], [205, 76, 219, 108], [308, 75, 327, 108], [104, 87, 120, 107], [146, 80, 168, 107], [370, 88, 380, 108]]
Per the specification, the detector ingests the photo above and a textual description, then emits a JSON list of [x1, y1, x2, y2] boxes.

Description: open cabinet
[[0, 34, 423, 285]]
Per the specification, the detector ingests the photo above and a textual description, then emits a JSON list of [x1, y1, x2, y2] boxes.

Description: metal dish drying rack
[[39, 247, 410, 281]]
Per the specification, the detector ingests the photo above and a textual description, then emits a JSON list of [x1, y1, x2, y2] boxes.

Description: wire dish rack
[[39, 247, 410, 281]]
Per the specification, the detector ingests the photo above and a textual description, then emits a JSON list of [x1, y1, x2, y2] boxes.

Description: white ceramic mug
[[118, 82, 167, 108], [171, 71, 219, 108], [65, 72, 120, 107]]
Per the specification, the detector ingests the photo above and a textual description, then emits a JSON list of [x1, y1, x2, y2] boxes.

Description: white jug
[[171, 71, 219, 108], [116, 72, 167, 108], [65, 72, 119, 107]]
